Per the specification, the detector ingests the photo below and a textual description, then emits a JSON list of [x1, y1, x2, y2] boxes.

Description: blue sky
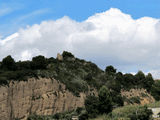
[[1, 0, 160, 77], [0, 0, 160, 37]]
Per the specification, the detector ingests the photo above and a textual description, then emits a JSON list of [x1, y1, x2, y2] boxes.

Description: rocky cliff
[[121, 89, 155, 105], [0, 77, 96, 120]]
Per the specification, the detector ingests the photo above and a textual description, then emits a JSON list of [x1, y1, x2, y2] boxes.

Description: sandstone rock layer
[[0, 78, 93, 120]]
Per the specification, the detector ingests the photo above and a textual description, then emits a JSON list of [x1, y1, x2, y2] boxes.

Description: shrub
[[105, 65, 116, 74], [151, 80, 160, 101], [98, 86, 113, 114], [16, 61, 31, 70], [76, 107, 83, 114], [0, 76, 8, 85], [31, 55, 47, 69], [111, 92, 124, 107], [1, 55, 16, 70], [129, 106, 152, 120], [110, 105, 152, 120], [62, 51, 74, 58], [85, 95, 99, 118], [129, 96, 141, 104], [27, 114, 45, 120], [79, 112, 88, 120]]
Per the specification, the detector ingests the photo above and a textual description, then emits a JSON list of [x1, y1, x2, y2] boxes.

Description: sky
[[0, 0, 160, 78]]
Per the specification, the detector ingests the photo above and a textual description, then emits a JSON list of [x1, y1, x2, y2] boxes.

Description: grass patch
[[90, 104, 153, 120], [147, 101, 160, 108]]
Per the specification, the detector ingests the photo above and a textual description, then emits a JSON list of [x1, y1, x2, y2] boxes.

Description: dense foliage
[[27, 104, 153, 120], [151, 80, 160, 101], [84, 86, 113, 119], [0, 52, 103, 95], [89, 105, 153, 120], [0, 51, 158, 120], [109, 105, 153, 120], [98, 86, 113, 114], [0, 51, 158, 100], [27, 107, 85, 120], [85, 95, 99, 118]]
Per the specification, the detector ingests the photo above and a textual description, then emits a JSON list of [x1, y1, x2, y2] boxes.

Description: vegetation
[[84, 86, 113, 119], [31, 55, 47, 69], [27, 104, 153, 120], [89, 105, 152, 120], [0, 51, 160, 120], [0, 52, 103, 95], [151, 80, 160, 101], [98, 86, 113, 114], [1, 55, 16, 70], [0, 51, 159, 99], [27, 107, 85, 120], [85, 95, 99, 118], [0, 52, 156, 96], [147, 101, 160, 108]]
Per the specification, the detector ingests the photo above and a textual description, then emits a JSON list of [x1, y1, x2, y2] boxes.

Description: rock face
[[121, 89, 155, 105], [0, 78, 95, 120]]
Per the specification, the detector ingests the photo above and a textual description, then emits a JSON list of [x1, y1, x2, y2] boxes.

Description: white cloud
[[0, 33, 19, 45], [0, 8, 160, 78], [148, 70, 160, 79]]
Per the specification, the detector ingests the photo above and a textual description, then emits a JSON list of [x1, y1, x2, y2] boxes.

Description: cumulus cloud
[[0, 8, 160, 78]]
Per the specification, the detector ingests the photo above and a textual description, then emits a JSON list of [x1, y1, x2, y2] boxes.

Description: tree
[[144, 73, 154, 91], [1, 55, 16, 70], [16, 61, 31, 70], [151, 80, 160, 101], [129, 106, 152, 120], [111, 91, 124, 107], [85, 95, 99, 118], [62, 51, 74, 58], [79, 112, 88, 120], [98, 86, 113, 114], [135, 71, 145, 87], [31, 55, 47, 69], [105, 65, 116, 74], [123, 73, 137, 89], [116, 72, 124, 89]]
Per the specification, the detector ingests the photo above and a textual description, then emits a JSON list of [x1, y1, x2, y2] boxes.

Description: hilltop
[[0, 51, 159, 120]]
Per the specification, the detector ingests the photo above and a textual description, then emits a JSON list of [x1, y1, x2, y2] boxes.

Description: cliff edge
[[0, 78, 96, 120]]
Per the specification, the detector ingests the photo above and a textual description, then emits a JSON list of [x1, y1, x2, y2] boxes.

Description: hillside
[[0, 51, 159, 120], [0, 77, 97, 120], [121, 89, 155, 105]]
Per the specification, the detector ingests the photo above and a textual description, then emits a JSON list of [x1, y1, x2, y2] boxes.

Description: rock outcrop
[[121, 89, 155, 105], [57, 53, 63, 61], [0, 78, 96, 120]]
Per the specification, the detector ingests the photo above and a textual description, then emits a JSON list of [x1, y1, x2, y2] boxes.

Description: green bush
[[129, 97, 141, 104], [31, 55, 47, 69], [62, 51, 74, 58], [84, 86, 114, 119], [98, 86, 113, 114], [129, 106, 152, 120], [0, 76, 8, 85], [85, 95, 99, 118], [1, 55, 16, 70], [105, 65, 116, 74], [110, 105, 152, 120], [151, 80, 160, 101], [79, 112, 88, 120], [16, 61, 32, 70]]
